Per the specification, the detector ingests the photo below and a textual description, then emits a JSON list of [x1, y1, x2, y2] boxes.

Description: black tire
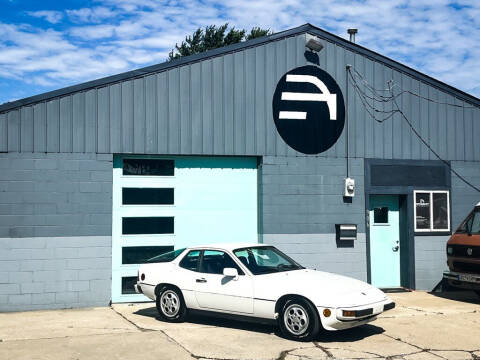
[[155, 285, 187, 323], [278, 297, 320, 342]]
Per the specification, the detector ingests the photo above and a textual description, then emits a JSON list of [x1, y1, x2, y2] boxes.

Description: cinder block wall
[[0, 153, 112, 311], [261, 156, 367, 281], [414, 236, 448, 290], [414, 161, 480, 291]]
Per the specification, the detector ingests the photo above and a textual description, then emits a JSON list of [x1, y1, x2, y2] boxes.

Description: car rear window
[[179, 250, 201, 272]]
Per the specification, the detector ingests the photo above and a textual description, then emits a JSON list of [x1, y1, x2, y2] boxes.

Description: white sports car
[[135, 243, 395, 341]]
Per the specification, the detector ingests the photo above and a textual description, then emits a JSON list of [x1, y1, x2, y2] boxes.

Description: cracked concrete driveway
[[1, 291, 479, 360]]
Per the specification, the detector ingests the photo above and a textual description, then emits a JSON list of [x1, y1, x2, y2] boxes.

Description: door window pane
[[122, 188, 174, 205], [373, 207, 388, 224], [122, 246, 174, 264], [123, 159, 174, 176], [179, 250, 201, 272], [415, 192, 431, 230], [432, 192, 448, 230], [121, 276, 137, 294], [122, 217, 174, 235], [200, 250, 244, 275]]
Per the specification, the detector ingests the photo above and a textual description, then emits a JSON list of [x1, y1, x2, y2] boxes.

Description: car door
[[194, 250, 254, 314], [175, 250, 202, 309]]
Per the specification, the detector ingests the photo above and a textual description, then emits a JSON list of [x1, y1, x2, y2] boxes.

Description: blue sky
[[0, 0, 479, 104]]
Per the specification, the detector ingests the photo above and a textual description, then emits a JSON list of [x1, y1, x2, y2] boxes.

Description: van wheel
[[156, 285, 187, 322], [278, 297, 320, 341]]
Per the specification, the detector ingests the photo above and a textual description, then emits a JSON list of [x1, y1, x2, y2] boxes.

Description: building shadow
[[133, 306, 384, 341], [429, 290, 480, 305]]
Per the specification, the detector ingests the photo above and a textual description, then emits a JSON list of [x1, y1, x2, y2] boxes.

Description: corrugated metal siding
[[1, 32, 479, 161]]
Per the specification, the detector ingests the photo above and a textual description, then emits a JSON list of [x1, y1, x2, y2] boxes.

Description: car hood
[[253, 269, 387, 308]]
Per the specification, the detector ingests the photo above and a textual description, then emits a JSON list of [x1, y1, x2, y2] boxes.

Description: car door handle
[[196, 278, 207, 283]]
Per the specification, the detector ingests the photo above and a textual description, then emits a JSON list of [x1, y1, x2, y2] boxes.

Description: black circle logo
[[272, 65, 345, 154]]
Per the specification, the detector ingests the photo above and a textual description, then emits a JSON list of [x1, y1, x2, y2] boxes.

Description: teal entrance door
[[369, 195, 401, 288]]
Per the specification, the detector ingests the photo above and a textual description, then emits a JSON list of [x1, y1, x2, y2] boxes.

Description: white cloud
[[66, 6, 117, 23], [26, 10, 63, 24], [1, 0, 480, 100]]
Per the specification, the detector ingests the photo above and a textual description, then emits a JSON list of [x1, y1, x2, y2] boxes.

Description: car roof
[[186, 243, 269, 252]]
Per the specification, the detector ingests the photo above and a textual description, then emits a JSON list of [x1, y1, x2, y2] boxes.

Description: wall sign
[[272, 65, 345, 154]]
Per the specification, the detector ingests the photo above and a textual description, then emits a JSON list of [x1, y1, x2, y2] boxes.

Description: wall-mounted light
[[305, 33, 324, 52]]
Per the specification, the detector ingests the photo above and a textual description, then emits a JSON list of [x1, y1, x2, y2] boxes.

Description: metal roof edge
[[0, 24, 310, 113], [1, 23, 479, 113], [305, 24, 480, 107]]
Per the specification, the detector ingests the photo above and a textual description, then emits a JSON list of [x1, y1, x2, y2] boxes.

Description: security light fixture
[[305, 34, 324, 52]]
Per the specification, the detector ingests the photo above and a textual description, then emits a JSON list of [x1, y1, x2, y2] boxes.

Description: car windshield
[[147, 248, 186, 263], [233, 246, 304, 275]]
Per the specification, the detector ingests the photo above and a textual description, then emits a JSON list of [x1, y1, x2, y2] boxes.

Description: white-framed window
[[414, 190, 450, 232]]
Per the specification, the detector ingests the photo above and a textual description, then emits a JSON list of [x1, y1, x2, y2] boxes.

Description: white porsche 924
[[135, 243, 395, 341]]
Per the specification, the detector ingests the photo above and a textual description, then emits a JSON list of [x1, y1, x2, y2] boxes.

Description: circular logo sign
[[272, 65, 345, 154]]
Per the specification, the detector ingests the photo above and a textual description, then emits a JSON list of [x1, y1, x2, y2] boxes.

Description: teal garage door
[[111, 156, 258, 303]]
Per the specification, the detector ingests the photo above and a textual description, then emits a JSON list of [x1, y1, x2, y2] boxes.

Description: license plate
[[459, 274, 478, 283]]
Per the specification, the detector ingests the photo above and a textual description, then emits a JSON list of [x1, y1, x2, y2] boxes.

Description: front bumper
[[318, 298, 395, 331], [443, 270, 480, 290]]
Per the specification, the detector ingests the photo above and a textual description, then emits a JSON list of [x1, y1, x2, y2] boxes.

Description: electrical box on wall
[[344, 177, 355, 197], [336, 224, 357, 241]]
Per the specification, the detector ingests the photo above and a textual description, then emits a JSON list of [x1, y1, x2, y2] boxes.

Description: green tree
[[168, 24, 272, 60]]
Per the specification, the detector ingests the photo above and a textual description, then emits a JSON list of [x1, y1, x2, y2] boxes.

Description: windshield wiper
[[276, 264, 302, 272]]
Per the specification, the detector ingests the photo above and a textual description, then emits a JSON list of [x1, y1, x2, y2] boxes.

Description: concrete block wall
[[261, 156, 367, 281], [0, 236, 111, 311], [265, 233, 367, 282], [413, 161, 480, 291], [0, 152, 113, 238], [414, 236, 448, 291], [0, 153, 113, 311]]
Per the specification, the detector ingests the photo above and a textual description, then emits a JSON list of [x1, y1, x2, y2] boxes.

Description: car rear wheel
[[156, 285, 187, 322], [278, 297, 320, 341]]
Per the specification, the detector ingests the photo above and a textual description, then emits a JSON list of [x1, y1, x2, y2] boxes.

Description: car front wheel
[[156, 285, 187, 322], [278, 297, 320, 341]]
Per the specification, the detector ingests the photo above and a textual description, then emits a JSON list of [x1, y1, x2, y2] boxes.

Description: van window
[[471, 212, 480, 234]]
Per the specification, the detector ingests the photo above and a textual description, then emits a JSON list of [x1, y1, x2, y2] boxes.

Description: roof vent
[[347, 28, 358, 43]]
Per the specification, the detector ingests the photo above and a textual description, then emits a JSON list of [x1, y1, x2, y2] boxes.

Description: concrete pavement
[[0, 291, 479, 360]]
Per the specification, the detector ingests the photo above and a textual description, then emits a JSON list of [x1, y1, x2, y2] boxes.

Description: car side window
[[179, 250, 201, 272], [200, 250, 245, 275]]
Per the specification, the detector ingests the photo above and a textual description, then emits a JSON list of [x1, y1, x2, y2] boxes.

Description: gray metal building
[[1, 24, 479, 311]]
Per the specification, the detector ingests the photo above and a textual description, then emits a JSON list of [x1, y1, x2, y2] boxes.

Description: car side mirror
[[223, 267, 238, 279]]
